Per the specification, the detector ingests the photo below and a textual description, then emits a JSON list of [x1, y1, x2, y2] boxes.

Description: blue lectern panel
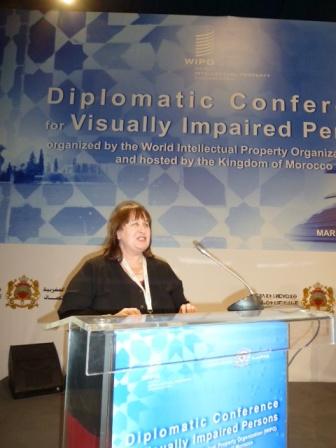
[[111, 322, 288, 448]]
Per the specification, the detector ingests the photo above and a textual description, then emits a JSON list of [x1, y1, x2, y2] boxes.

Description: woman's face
[[117, 213, 151, 257]]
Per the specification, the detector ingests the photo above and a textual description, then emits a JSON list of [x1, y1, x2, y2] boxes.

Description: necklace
[[121, 256, 152, 312]]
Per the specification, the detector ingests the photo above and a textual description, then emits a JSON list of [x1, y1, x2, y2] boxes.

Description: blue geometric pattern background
[[0, 9, 336, 249]]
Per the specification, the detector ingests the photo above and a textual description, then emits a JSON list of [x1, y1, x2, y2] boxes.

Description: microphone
[[193, 240, 263, 312]]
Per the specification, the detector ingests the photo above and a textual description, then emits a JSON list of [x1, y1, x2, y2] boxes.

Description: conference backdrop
[[0, 9, 335, 379]]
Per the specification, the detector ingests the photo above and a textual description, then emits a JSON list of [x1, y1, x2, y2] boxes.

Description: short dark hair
[[103, 201, 153, 260]]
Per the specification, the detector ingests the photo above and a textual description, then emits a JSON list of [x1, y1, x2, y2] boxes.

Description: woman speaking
[[58, 200, 196, 319]]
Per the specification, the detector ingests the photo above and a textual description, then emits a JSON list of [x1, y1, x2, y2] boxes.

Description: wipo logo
[[185, 30, 215, 65]]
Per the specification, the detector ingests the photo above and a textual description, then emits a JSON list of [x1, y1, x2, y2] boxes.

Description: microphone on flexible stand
[[193, 240, 264, 312]]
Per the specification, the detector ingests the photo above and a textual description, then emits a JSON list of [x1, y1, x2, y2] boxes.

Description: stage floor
[[0, 378, 335, 448]]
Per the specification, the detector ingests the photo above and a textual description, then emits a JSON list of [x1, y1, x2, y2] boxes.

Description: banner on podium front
[[111, 321, 288, 448]]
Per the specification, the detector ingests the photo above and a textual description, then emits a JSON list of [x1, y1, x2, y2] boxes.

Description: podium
[[49, 309, 335, 448]]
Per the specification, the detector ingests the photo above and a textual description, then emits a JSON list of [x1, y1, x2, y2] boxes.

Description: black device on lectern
[[193, 240, 264, 311]]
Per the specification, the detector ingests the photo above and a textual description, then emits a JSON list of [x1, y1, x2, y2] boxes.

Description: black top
[[57, 255, 188, 319]]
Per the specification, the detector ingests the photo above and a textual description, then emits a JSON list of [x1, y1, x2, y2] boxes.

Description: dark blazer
[[57, 255, 188, 319]]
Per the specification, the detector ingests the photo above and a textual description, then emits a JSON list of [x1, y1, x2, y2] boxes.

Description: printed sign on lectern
[[111, 321, 288, 448]]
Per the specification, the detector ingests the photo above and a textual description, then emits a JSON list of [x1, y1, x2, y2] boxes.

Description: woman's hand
[[179, 303, 197, 313], [114, 307, 141, 316]]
